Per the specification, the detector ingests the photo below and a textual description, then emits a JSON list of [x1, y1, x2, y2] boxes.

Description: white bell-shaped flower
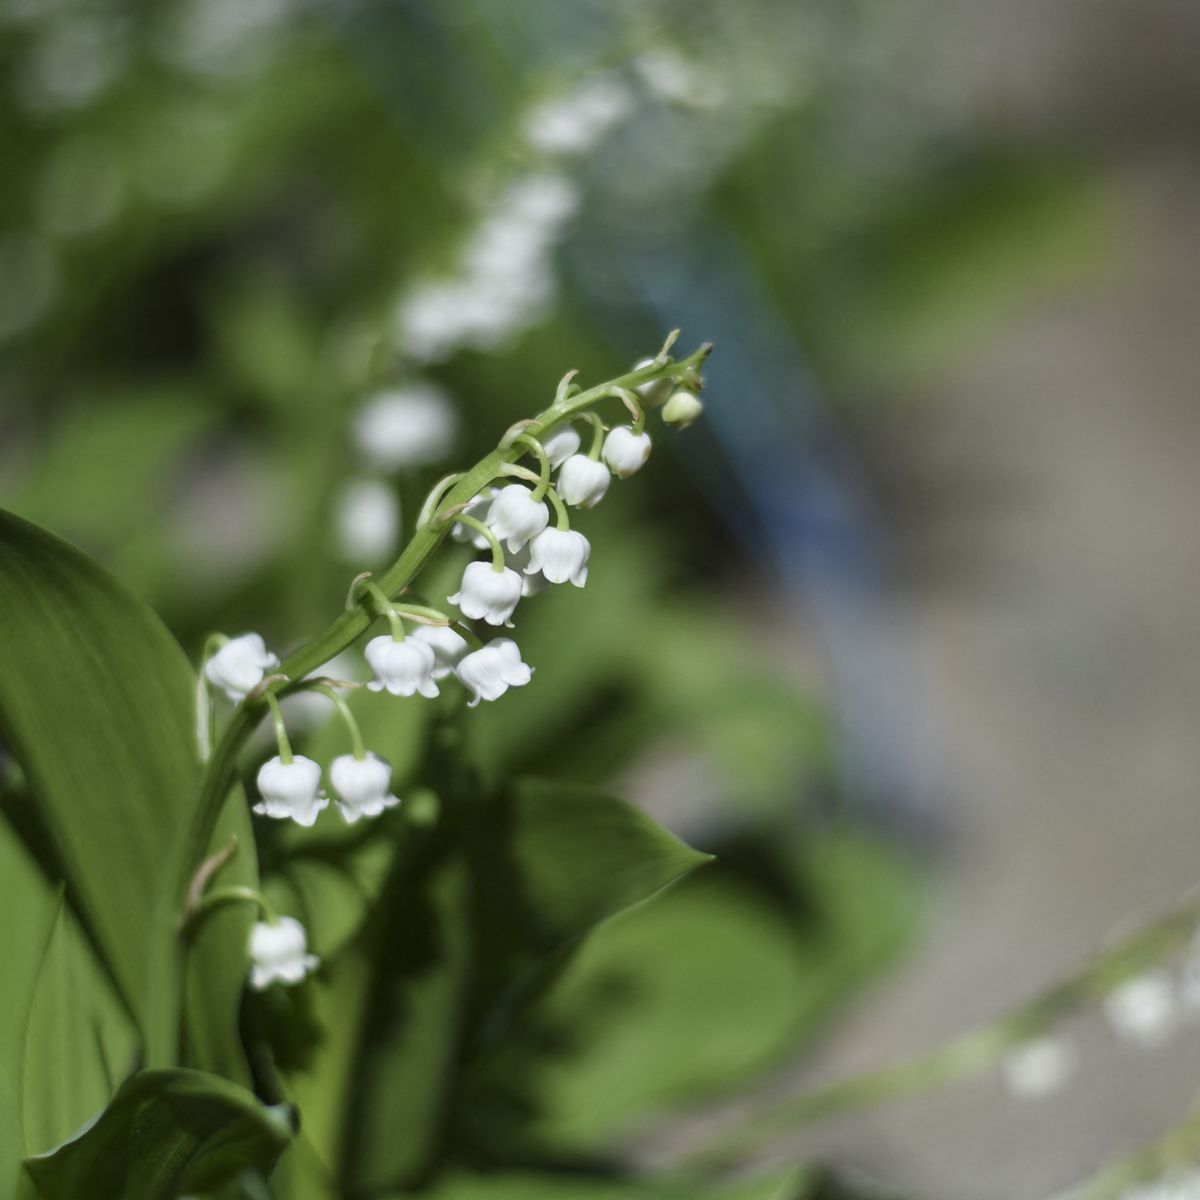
[[486, 484, 549, 553], [455, 637, 533, 707], [526, 528, 590, 587], [410, 623, 469, 679], [248, 916, 320, 991], [205, 633, 279, 703], [508, 544, 548, 596], [330, 752, 400, 824], [449, 561, 523, 627], [602, 426, 651, 479], [364, 635, 439, 698], [352, 384, 457, 470], [557, 454, 610, 508], [541, 425, 580, 468], [254, 755, 328, 827], [451, 488, 497, 548]]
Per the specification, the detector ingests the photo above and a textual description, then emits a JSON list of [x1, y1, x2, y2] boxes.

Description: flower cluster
[[197, 338, 707, 992]]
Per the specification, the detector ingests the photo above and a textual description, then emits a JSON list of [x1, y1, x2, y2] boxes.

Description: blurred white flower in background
[[334, 478, 399, 563], [1001, 1035, 1075, 1100], [1103, 971, 1179, 1049], [395, 174, 580, 363], [522, 75, 634, 157], [352, 383, 458, 470]]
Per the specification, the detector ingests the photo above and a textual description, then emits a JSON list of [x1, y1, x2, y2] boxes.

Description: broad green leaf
[[0, 509, 255, 1077], [498, 830, 921, 1148], [420, 1165, 814, 1200], [22, 1068, 293, 1200], [342, 852, 474, 1192], [22, 895, 138, 1156], [340, 777, 708, 1190], [0, 814, 61, 1190], [182, 788, 259, 1085], [269, 943, 377, 1175], [467, 777, 712, 998]]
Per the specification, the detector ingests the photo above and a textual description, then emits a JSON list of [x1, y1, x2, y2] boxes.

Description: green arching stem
[[194, 633, 230, 764], [356, 577, 406, 640], [607, 386, 646, 435], [496, 463, 541, 486], [545, 485, 571, 532], [680, 890, 1200, 1176], [145, 339, 711, 1069], [1048, 1105, 1200, 1200], [417, 472, 464, 530], [582, 411, 606, 460], [313, 685, 366, 761], [186, 885, 279, 932], [262, 693, 293, 765], [455, 513, 506, 572], [392, 603, 453, 626], [513, 433, 552, 500]]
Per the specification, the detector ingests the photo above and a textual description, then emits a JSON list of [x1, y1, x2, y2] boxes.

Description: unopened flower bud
[[526, 528, 590, 587], [662, 389, 703, 429], [602, 426, 651, 478], [254, 755, 328, 827], [449, 561, 523, 626], [633, 357, 672, 407], [486, 484, 549, 553], [364, 635, 440, 698], [455, 637, 532, 706], [330, 752, 400, 824], [249, 916, 320, 991], [205, 633, 279, 703], [557, 454, 610, 508]]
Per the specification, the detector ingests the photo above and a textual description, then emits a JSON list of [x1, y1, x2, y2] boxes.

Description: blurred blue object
[[616, 222, 943, 833]]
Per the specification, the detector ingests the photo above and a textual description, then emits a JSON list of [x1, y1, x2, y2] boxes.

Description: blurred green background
[[8, 0, 1199, 1196]]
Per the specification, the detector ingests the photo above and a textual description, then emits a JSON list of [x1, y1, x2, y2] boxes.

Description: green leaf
[[341, 852, 474, 1192], [491, 830, 922, 1149], [21, 894, 138, 1156], [22, 1068, 293, 1200], [338, 778, 708, 1193], [263, 831, 397, 967], [0, 509, 255, 1077], [468, 777, 713, 996], [182, 788, 259, 1085], [0, 815, 62, 1189]]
